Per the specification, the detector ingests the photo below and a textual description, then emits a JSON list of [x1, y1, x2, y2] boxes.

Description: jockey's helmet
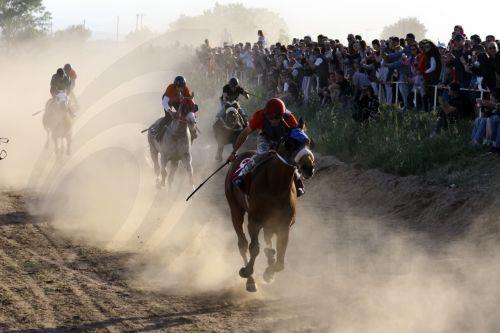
[[229, 77, 239, 87], [174, 76, 186, 87], [264, 98, 286, 116]]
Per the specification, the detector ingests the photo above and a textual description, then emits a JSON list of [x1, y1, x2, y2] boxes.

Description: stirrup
[[297, 187, 305, 197]]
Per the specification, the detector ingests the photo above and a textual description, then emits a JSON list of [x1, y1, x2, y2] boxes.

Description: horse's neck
[[264, 155, 295, 194], [168, 118, 188, 138]]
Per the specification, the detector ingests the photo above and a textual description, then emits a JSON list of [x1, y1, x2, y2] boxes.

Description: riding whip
[[186, 160, 230, 201], [32, 109, 44, 116]]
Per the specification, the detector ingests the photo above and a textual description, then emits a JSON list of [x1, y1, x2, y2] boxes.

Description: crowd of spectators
[[197, 26, 500, 152]]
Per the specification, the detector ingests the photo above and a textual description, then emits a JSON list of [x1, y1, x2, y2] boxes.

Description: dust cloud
[[1, 33, 499, 333]]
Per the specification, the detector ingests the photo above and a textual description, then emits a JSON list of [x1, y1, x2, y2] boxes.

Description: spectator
[[196, 24, 497, 128], [435, 82, 473, 134], [258, 30, 266, 48], [472, 89, 499, 144]]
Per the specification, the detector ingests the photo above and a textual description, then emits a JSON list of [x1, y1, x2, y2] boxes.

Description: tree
[[54, 25, 91, 43], [0, 0, 51, 44], [380, 17, 427, 41], [168, 3, 290, 45], [126, 27, 154, 43]]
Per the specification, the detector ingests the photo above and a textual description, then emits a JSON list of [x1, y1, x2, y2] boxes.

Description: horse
[[43, 91, 73, 155], [147, 99, 196, 189], [213, 102, 246, 162], [225, 122, 315, 292]]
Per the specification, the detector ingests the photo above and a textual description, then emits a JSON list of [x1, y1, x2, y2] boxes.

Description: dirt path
[[0, 158, 499, 332]]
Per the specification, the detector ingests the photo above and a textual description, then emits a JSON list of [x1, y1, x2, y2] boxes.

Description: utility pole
[[116, 16, 120, 41], [136, 14, 139, 31], [140, 14, 144, 30], [83, 19, 86, 29]]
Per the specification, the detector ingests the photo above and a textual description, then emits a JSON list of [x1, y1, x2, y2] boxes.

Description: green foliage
[[168, 3, 290, 45], [54, 24, 91, 43], [0, 0, 51, 43], [291, 101, 475, 176], [380, 17, 427, 40]]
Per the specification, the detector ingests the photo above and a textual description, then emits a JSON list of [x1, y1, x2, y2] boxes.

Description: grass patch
[[188, 72, 498, 189]]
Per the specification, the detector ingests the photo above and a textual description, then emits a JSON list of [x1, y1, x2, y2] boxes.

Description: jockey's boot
[[232, 157, 255, 188], [189, 126, 198, 141], [294, 171, 305, 197], [154, 113, 173, 141]]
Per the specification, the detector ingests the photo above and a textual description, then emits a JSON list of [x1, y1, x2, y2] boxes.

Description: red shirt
[[162, 84, 192, 105], [68, 69, 77, 81], [249, 110, 299, 131]]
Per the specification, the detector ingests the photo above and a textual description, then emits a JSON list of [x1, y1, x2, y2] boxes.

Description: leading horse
[[225, 126, 315, 292]]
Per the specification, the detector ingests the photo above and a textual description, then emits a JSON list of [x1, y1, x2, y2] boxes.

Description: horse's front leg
[[65, 134, 72, 155], [273, 225, 290, 274], [230, 205, 248, 266], [263, 227, 276, 283], [215, 142, 224, 162], [168, 160, 179, 189], [53, 136, 59, 155], [240, 219, 262, 292], [45, 130, 51, 149], [160, 154, 168, 187], [182, 154, 194, 190]]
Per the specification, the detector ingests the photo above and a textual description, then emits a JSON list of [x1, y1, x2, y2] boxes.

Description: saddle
[[231, 153, 275, 194], [152, 113, 173, 141]]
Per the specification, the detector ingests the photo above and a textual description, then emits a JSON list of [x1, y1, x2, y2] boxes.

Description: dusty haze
[[1, 33, 499, 332]]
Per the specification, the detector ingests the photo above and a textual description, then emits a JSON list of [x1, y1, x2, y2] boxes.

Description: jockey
[[154, 76, 197, 140], [217, 77, 249, 123], [63, 63, 77, 93], [227, 98, 306, 196], [50, 68, 70, 98]]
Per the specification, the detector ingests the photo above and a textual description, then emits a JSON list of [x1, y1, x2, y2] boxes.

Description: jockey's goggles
[[266, 113, 283, 120]]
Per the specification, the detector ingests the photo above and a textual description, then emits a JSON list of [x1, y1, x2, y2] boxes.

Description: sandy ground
[[1, 155, 499, 332]]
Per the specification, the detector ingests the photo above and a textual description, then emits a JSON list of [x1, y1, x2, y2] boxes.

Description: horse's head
[[289, 118, 315, 179], [178, 97, 197, 117], [224, 100, 240, 110], [224, 107, 243, 130], [55, 91, 69, 106]]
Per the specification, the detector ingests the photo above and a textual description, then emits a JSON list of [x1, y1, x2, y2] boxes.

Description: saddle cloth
[[230, 153, 275, 194]]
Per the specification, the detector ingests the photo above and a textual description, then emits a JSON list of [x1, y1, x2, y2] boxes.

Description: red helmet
[[264, 98, 286, 116]]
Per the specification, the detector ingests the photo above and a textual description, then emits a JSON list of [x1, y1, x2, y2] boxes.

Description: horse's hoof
[[263, 268, 275, 284], [246, 280, 258, 293], [239, 267, 252, 279], [273, 262, 285, 273], [265, 248, 276, 266], [264, 248, 276, 257]]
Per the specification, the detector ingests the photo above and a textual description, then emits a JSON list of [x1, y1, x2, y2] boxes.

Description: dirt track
[[0, 191, 278, 333], [1, 157, 499, 332]]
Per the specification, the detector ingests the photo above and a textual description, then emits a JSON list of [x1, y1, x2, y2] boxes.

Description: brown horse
[[225, 141, 315, 292]]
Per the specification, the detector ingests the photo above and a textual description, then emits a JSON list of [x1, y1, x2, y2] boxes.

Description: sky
[[43, 0, 499, 43]]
